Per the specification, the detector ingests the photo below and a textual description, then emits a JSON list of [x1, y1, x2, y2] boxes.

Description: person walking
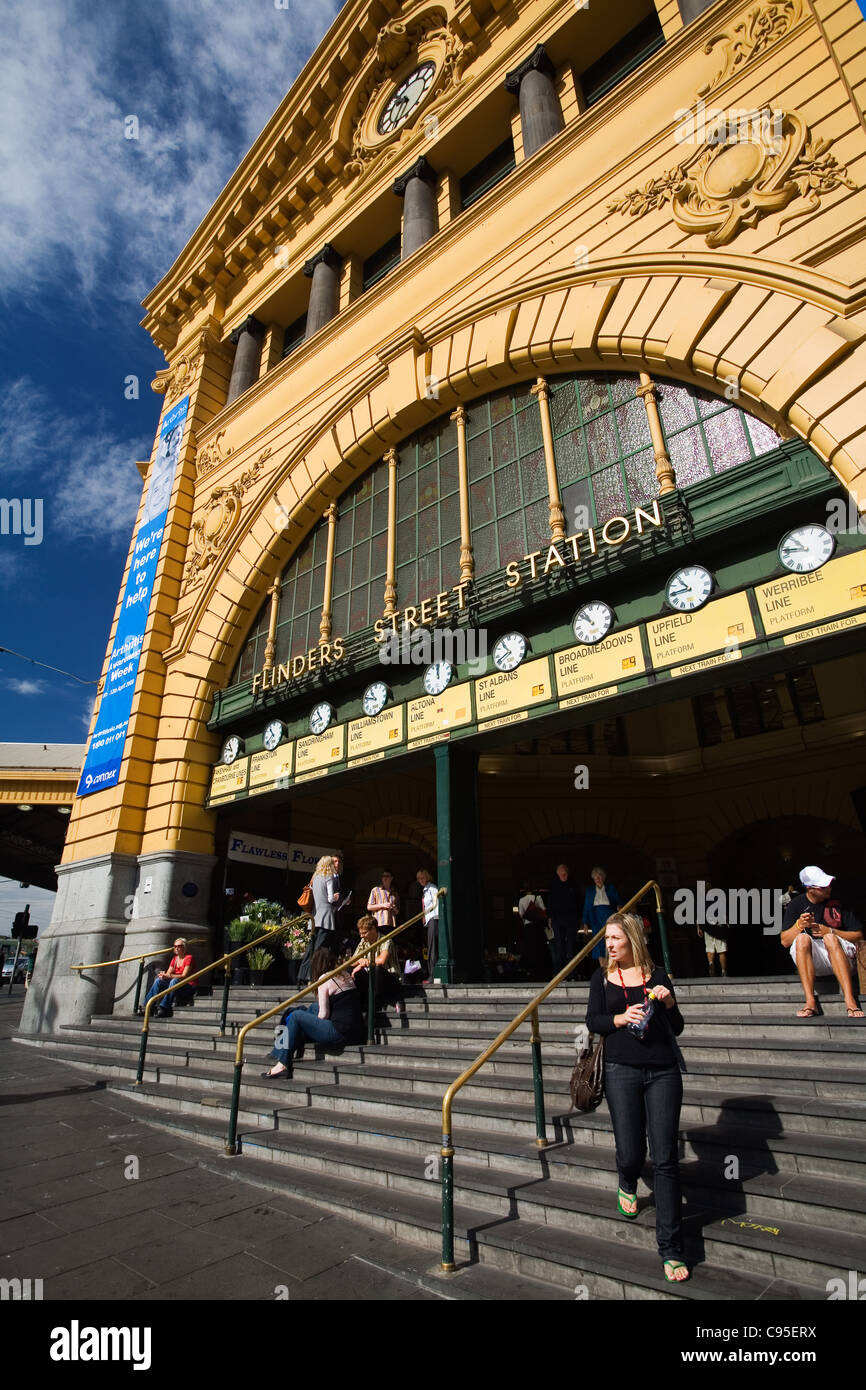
[[298, 856, 340, 984], [586, 910, 689, 1284], [417, 869, 439, 984], [547, 864, 582, 977]]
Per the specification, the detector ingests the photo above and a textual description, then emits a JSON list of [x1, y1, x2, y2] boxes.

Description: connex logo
[[49, 1321, 152, 1371]]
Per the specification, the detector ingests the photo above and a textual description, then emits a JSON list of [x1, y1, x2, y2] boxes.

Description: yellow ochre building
[[23, 0, 866, 1030]]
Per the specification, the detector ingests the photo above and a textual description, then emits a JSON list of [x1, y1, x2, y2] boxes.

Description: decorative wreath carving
[[344, 10, 474, 181], [700, 1, 804, 97], [194, 429, 233, 479], [182, 449, 271, 593], [610, 108, 857, 247]]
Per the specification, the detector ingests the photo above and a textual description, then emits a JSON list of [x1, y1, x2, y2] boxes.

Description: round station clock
[[377, 62, 436, 135], [221, 735, 244, 765], [262, 719, 286, 751], [492, 632, 528, 672], [572, 601, 614, 646], [665, 565, 714, 613], [423, 661, 453, 696], [778, 524, 835, 574], [362, 681, 391, 717], [309, 702, 336, 736]]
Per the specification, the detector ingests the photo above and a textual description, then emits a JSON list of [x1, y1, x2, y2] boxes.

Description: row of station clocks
[[220, 524, 835, 763]]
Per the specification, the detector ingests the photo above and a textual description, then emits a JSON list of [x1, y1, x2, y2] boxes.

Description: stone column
[[226, 316, 265, 405], [319, 502, 338, 641], [303, 244, 343, 338], [114, 850, 218, 1008], [393, 157, 438, 260], [383, 448, 399, 617], [637, 374, 677, 494], [531, 377, 566, 541], [504, 45, 564, 159], [451, 406, 474, 582], [19, 852, 138, 1033], [262, 580, 280, 670], [676, 0, 718, 24]]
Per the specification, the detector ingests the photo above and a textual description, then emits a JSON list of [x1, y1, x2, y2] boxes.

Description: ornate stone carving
[[194, 429, 233, 479], [182, 449, 271, 593], [345, 11, 474, 181], [700, 1, 803, 97], [151, 326, 232, 405], [610, 109, 857, 247]]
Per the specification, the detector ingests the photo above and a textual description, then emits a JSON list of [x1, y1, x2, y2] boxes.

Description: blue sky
[[0, 0, 340, 746]]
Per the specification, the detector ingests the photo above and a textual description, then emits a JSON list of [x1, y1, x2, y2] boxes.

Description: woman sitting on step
[[262, 948, 363, 1080], [586, 911, 689, 1285]]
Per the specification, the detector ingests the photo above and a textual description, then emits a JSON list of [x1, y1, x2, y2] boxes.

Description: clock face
[[377, 62, 436, 135], [572, 601, 614, 646], [363, 682, 390, 717], [309, 702, 335, 736], [665, 565, 714, 613], [263, 720, 285, 752], [222, 735, 243, 766], [778, 524, 835, 574], [423, 661, 453, 696], [492, 632, 527, 672]]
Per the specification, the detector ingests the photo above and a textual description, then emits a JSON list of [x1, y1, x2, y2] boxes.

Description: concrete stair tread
[[85, 1084, 821, 1301]]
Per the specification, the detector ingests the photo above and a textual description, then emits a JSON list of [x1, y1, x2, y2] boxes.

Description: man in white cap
[[780, 866, 864, 1019]]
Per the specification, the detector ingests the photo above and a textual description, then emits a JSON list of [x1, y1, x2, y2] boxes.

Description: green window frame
[[466, 382, 549, 580], [396, 414, 462, 602]]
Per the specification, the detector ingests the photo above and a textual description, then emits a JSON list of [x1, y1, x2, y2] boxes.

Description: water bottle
[[627, 991, 657, 1039]]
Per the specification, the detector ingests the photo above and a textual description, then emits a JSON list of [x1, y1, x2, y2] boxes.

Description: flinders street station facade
[[23, 0, 866, 1029]]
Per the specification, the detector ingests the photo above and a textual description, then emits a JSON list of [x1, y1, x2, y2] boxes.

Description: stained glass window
[[655, 381, 783, 481], [466, 387, 552, 579], [551, 372, 652, 531]]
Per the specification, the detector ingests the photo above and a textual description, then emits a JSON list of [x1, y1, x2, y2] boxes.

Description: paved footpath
[[0, 995, 566, 1302]]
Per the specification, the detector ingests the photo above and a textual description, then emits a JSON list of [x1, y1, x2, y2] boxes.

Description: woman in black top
[[262, 948, 363, 1079], [586, 911, 688, 1283]]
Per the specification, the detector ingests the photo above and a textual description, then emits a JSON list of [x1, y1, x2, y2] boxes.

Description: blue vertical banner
[[77, 397, 190, 797]]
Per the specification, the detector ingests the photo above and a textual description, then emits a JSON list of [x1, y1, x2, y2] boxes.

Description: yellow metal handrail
[[71, 941, 208, 972], [439, 880, 668, 1270], [225, 889, 447, 1154], [134, 920, 306, 1081]]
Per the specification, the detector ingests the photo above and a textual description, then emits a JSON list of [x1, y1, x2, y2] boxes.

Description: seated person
[[781, 865, 864, 1018], [263, 948, 363, 1079], [143, 938, 195, 1018], [351, 914, 404, 1013]]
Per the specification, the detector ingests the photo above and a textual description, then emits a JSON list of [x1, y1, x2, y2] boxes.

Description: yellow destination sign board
[[474, 656, 551, 722], [407, 683, 472, 741], [647, 592, 755, 671], [554, 627, 645, 698], [248, 745, 295, 796], [295, 725, 346, 774], [209, 757, 249, 804], [756, 550, 866, 636], [347, 705, 405, 759]]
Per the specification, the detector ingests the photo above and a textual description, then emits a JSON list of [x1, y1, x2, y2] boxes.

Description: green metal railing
[[439, 881, 670, 1271], [71, 940, 208, 1014], [225, 890, 446, 1155], [134, 918, 310, 1085]]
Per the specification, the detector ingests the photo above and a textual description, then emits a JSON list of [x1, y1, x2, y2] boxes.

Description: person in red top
[[143, 939, 195, 1018]]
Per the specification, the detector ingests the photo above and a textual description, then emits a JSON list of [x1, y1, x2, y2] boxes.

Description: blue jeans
[[603, 1060, 684, 1260], [271, 1004, 343, 1064], [145, 978, 194, 1013]]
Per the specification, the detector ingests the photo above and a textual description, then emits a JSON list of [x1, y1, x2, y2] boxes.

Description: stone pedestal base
[[19, 849, 217, 1034]]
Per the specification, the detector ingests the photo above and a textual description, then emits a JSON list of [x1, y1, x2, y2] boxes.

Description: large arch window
[[466, 384, 549, 579], [232, 370, 786, 681]]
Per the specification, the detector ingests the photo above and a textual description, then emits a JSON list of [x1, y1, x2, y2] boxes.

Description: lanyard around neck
[[616, 965, 648, 1006]]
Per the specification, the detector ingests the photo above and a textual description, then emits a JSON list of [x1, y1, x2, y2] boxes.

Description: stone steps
[[18, 974, 866, 1300]]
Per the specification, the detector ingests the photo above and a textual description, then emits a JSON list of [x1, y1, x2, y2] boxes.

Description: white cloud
[[2, 678, 47, 696], [0, 376, 145, 549], [0, 0, 341, 306]]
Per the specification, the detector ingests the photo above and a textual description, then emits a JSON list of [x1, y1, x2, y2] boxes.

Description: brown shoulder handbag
[[569, 1033, 605, 1112], [297, 880, 313, 910]]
